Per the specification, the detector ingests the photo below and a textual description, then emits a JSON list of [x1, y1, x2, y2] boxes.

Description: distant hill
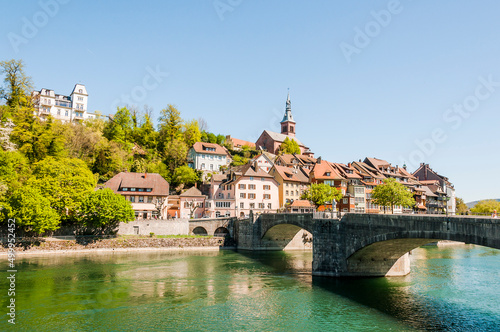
[[466, 199, 500, 209]]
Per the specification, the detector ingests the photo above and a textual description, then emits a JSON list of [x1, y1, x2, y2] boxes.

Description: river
[[1, 244, 499, 331]]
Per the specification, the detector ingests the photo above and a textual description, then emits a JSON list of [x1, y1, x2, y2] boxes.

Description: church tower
[[280, 91, 296, 137]]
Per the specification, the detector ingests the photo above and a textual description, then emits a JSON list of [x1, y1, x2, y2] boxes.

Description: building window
[[130, 196, 135, 202], [57, 109, 61, 115], [218, 193, 224, 199], [65, 110, 69, 116], [250, 177, 254, 181], [216, 211, 221, 217], [240, 202, 244, 208], [285, 190, 289, 195], [343, 198, 348, 204], [240, 193, 246, 198], [248, 193, 255, 199], [263, 185, 270, 190], [250, 203, 255, 209], [267, 203, 272, 209], [239, 184, 246, 189], [147, 197, 153, 203], [79, 89, 83, 93], [131, 188, 136, 192], [210, 164, 214, 170], [139, 196, 144, 203], [264, 194, 271, 200], [201, 163, 205, 169], [258, 203, 264, 209], [261, 178, 265, 181], [248, 184, 256, 190], [227, 193, 230, 199]]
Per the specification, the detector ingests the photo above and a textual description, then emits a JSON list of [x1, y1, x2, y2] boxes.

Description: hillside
[[466, 199, 500, 209]]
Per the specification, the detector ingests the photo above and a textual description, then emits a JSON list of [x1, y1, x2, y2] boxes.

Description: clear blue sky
[[2, 0, 500, 203]]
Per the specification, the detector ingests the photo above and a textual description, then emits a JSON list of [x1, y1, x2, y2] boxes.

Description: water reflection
[[1, 245, 499, 331]]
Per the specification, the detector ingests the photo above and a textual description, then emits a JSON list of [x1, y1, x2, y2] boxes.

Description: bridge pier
[[235, 212, 500, 278]]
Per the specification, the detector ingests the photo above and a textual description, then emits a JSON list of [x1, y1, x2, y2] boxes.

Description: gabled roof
[[331, 163, 362, 179], [233, 163, 275, 178], [289, 200, 314, 208], [311, 160, 344, 180], [229, 137, 256, 148], [180, 186, 205, 197], [103, 172, 169, 196], [262, 130, 305, 146], [191, 142, 228, 155], [272, 165, 309, 183]]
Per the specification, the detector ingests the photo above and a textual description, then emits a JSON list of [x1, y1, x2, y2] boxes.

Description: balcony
[[55, 101, 71, 108]]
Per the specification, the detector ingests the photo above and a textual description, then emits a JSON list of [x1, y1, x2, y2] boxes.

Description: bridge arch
[[214, 227, 229, 237], [261, 223, 313, 250], [192, 226, 208, 236]]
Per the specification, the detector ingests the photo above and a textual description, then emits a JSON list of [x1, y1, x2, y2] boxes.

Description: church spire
[[281, 90, 296, 137]]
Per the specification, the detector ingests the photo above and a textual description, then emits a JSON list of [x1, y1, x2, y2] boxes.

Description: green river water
[[1, 244, 500, 331]]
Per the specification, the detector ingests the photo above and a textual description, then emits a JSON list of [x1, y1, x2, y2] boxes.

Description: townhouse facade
[[187, 142, 231, 172], [103, 172, 169, 219], [269, 165, 310, 208]]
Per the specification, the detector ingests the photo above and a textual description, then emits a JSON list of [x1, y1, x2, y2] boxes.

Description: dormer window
[[326, 172, 331, 176]]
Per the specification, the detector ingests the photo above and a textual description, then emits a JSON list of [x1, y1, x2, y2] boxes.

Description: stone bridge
[[235, 213, 500, 277], [189, 217, 236, 237]]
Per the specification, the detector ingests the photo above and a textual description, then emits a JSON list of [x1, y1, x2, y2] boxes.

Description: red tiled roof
[[311, 160, 344, 180], [103, 172, 169, 196], [290, 200, 314, 208], [191, 142, 228, 155], [272, 165, 309, 183], [180, 187, 205, 197], [230, 137, 256, 148]]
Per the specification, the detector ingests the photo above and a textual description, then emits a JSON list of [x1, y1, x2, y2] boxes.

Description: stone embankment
[[0, 237, 231, 254]]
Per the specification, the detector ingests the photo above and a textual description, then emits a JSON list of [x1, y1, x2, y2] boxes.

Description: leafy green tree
[[78, 189, 135, 234], [0, 59, 33, 110], [231, 155, 248, 166], [92, 140, 131, 180], [6, 187, 60, 234], [158, 105, 183, 148], [301, 183, 343, 206], [471, 200, 500, 215], [455, 197, 469, 215], [171, 165, 199, 191], [207, 132, 217, 143], [279, 137, 301, 155], [10, 109, 66, 162], [29, 157, 96, 222], [135, 112, 158, 150], [371, 178, 415, 214], [163, 139, 188, 171], [146, 160, 171, 183], [183, 119, 201, 147], [0, 150, 30, 192], [103, 107, 134, 144], [216, 134, 225, 145]]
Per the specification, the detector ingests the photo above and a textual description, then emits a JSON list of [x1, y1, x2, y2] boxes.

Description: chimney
[[316, 156, 322, 164], [144, 173, 147, 178]]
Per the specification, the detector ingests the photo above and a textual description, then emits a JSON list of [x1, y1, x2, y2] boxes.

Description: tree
[[29, 157, 96, 222], [10, 108, 66, 162], [78, 189, 135, 234], [158, 105, 183, 148], [6, 187, 60, 234], [163, 139, 188, 172], [92, 140, 131, 180], [371, 178, 415, 214], [0, 150, 30, 192], [171, 165, 199, 191], [0, 59, 33, 109], [279, 137, 301, 155], [455, 197, 469, 215], [103, 107, 133, 144], [471, 200, 500, 215], [183, 119, 201, 147], [231, 155, 248, 166], [301, 183, 343, 207]]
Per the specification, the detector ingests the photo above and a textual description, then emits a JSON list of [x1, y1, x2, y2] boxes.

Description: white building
[[32, 84, 97, 122], [187, 142, 231, 172]]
